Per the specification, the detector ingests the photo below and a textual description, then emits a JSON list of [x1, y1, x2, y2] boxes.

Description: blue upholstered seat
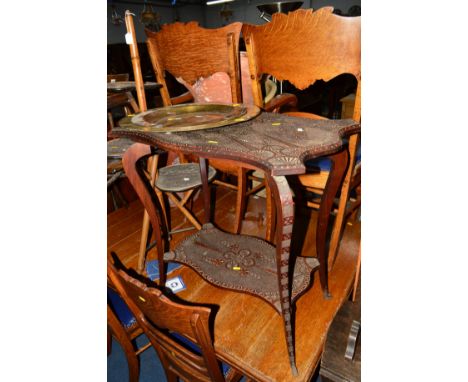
[[305, 141, 361, 172], [108, 287, 137, 329]]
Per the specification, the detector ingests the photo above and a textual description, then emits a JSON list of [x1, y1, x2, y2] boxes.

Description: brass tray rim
[[117, 103, 261, 133]]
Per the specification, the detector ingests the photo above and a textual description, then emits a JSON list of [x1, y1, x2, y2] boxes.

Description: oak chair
[[243, 7, 361, 269], [122, 13, 218, 273], [144, 21, 253, 236], [108, 256, 243, 382]]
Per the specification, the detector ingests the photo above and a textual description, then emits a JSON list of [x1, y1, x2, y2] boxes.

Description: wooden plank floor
[[108, 186, 360, 381]]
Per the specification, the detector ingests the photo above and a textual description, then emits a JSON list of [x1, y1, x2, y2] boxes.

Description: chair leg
[[225, 368, 244, 382], [352, 244, 361, 302], [328, 134, 359, 271], [107, 327, 112, 356], [233, 168, 248, 234], [327, 192, 348, 271], [155, 187, 170, 232], [108, 307, 140, 382], [112, 181, 128, 209], [125, 345, 140, 382], [110, 187, 119, 211], [167, 193, 202, 230], [166, 370, 178, 382]]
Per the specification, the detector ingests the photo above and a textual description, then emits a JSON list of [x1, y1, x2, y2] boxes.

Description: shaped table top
[[112, 110, 360, 176]]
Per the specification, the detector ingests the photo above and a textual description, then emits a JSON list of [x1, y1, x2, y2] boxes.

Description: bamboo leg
[[124, 12, 147, 112], [125, 11, 153, 275]]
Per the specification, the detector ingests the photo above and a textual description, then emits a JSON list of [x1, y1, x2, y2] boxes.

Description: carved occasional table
[[112, 107, 360, 375]]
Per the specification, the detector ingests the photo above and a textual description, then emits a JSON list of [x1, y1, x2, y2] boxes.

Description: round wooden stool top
[[107, 138, 134, 159], [156, 163, 216, 193]]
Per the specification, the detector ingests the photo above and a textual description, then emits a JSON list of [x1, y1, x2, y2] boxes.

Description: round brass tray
[[118, 103, 261, 133]]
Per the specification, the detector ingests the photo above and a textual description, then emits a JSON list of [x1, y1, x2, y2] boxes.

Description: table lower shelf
[[164, 223, 319, 313]]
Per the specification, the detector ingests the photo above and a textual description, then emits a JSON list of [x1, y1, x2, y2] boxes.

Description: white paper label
[[165, 276, 186, 293], [125, 32, 133, 45]]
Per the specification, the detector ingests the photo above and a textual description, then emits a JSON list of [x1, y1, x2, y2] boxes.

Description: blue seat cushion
[[171, 332, 231, 376], [107, 287, 137, 329], [146, 260, 182, 281], [305, 140, 361, 172]]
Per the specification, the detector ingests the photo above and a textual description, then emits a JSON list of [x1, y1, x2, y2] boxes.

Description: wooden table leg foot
[[323, 289, 332, 300], [291, 364, 298, 376]]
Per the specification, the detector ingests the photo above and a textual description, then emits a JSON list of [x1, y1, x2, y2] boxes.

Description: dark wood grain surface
[[112, 112, 359, 176]]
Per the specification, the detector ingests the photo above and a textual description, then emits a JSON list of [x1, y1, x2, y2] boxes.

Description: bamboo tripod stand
[[124, 11, 160, 274]]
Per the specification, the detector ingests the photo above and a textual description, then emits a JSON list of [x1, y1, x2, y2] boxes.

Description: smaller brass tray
[[118, 103, 261, 133]]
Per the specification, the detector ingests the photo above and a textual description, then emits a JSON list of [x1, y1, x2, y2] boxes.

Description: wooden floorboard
[[107, 187, 360, 381]]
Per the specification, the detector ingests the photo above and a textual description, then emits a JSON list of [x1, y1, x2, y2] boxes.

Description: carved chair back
[[145, 21, 256, 237], [108, 257, 226, 382], [242, 7, 361, 121], [243, 8, 361, 268], [145, 21, 243, 106]]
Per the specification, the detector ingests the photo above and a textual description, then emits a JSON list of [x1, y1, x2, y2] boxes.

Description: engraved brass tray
[[118, 103, 261, 133]]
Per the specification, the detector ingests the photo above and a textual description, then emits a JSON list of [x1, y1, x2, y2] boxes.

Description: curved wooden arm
[[170, 91, 194, 105], [264, 93, 298, 113]]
